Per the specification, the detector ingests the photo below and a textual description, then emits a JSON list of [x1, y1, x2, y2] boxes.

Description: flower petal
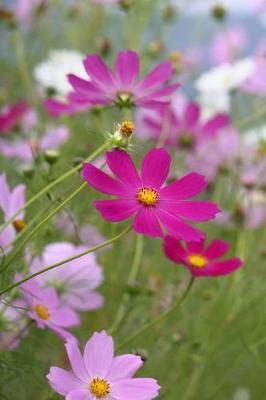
[[0, 173, 11, 213], [111, 378, 160, 400], [160, 173, 207, 200], [202, 113, 230, 137], [114, 50, 139, 87], [49, 308, 80, 328], [66, 389, 92, 400], [9, 184, 25, 219], [204, 239, 229, 260], [47, 367, 82, 396], [184, 101, 200, 126], [186, 240, 205, 254], [163, 236, 188, 264], [94, 199, 138, 222], [138, 61, 173, 91], [194, 258, 243, 277], [106, 149, 141, 188], [83, 55, 114, 88], [107, 355, 143, 382], [83, 163, 130, 197], [141, 148, 170, 189], [133, 207, 163, 237], [65, 339, 88, 381], [84, 331, 114, 378], [161, 200, 220, 222]]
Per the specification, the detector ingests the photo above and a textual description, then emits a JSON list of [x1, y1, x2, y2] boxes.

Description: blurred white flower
[[233, 387, 251, 400], [243, 124, 266, 146], [33, 49, 87, 97]]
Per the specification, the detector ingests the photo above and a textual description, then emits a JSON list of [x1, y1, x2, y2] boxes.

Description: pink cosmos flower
[[137, 95, 230, 150], [47, 330, 160, 399], [0, 100, 29, 134], [0, 125, 69, 163], [83, 148, 220, 241], [19, 278, 80, 340], [209, 26, 247, 65], [46, 49, 179, 117], [0, 174, 26, 253], [29, 242, 104, 312], [164, 236, 242, 277]]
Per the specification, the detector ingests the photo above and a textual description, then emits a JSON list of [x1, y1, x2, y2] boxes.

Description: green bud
[[44, 149, 59, 165]]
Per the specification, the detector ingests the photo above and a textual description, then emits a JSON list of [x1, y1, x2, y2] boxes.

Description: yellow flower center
[[34, 304, 50, 320], [188, 254, 208, 268], [137, 187, 158, 206], [12, 219, 27, 233], [120, 120, 135, 137], [90, 377, 110, 398]]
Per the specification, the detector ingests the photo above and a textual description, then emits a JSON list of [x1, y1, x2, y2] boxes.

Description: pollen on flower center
[[120, 120, 135, 137], [89, 377, 110, 398], [34, 304, 50, 320], [188, 254, 207, 268], [137, 187, 158, 206], [13, 219, 27, 233]]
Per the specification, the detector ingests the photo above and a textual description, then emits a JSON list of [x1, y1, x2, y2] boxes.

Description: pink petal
[[84, 331, 114, 378], [156, 208, 205, 242], [65, 339, 88, 381], [114, 50, 139, 86], [161, 200, 220, 222], [195, 258, 242, 277], [202, 113, 230, 137], [65, 291, 104, 312], [40, 125, 69, 151], [83, 55, 114, 88], [163, 236, 188, 264], [184, 101, 200, 126], [138, 61, 173, 91], [47, 367, 82, 396], [204, 239, 229, 260], [0, 173, 11, 213], [66, 389, 92, 400], [83, 163, 130, 196], [107, 355, 143, 382], [49, 325, 77, 341], [111, 378, 160, 400], [141, 148, 170, 189], [50, 308, 80, 328], [94, 199, 138, 222], [160, 173, 207, 200], [186, 240, 205, 254], [141, 83, 180, 100], [133, 208, 163, 237], [106, 149, 141, 188], [68, 74, 93, 92], [9, 184, 25, 219]]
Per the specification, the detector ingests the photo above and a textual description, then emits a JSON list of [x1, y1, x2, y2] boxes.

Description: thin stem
[[0, 142, 108, 236], [0, 225, 132, 297], [118, 276, 195, 349], [1, 182, 87, 273]]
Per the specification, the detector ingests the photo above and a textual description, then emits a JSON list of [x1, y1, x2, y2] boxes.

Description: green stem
[[118, 276, 195, 349], [0, 142, 108, 236], [0, 225, 132, 297], [13, 29, 33, 98]]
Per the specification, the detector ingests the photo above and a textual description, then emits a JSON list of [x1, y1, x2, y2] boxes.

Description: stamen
[[90, 377, 110, 398], [120, 120, 135, 137], [34, 304, 50, 320], [188, 254, 207, 268], [137, 187, 158, 206]]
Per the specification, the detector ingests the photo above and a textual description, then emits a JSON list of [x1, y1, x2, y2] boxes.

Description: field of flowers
[[0, 0, 266, 399]]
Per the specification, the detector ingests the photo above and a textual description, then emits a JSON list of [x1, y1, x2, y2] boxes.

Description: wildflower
[[19, 278, 79, 340], [164, 236, 242, 277], [29, 242, 104, 312], [46, 49, 179, 116], [83, 148, 219, 241], [47, 330, 160, 399], [0, 174, 26, 253], [0, 100, 30, 134], [138, 94, 230, 149]]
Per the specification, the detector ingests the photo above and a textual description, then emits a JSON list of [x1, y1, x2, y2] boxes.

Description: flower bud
[[211, 4, 227, 21], [147, 40, 165, 59], [110, 120, 135, 149], [44, 149, 59, 165], [163, 4, 176, 22]]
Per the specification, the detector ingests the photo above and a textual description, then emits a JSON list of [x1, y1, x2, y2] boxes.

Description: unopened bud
[[110, 120, 135, 149], [163, 4, 176, 22], [44, 149, 59, 164], [118, 0, 132, 11], [211, 4, 227, 21], [22, 166, 35, 179], [169, 51, 182, 73], [147, 40, 165, 58], [98, 37, 113, 57]]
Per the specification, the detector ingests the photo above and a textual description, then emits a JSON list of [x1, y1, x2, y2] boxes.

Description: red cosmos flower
[[83, 148, 220, 242], [164, 235, 242, 277]]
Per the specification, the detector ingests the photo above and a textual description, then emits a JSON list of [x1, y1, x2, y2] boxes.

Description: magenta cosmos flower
[[164, 236, 242, 277], [19, 278, 80, 340], [138, 95, 230, 149], [47, 330, 160, 399], [46, 49, 179, 117], [0, 100, 29, 134], [83, 148, 220, 242], [30, 241, 104, 312]]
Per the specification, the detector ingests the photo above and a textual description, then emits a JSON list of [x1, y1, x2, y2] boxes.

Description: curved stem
[[0, 142, 108, 236], [1, 182, 87, 273], [0, 225, 132, 297], [118, 276, 195, 349]]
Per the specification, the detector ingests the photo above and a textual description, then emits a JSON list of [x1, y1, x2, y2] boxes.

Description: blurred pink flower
[[47, 330, 160, 399], [29, 242, 104, 312], [164, 236, 242, 277], [0, 100, 30, 134], [210, 26, 247, 64], [0, 174, 26, 253], [83, 148, 219, 241], [12, 0, 46, 26], [19, 278, 79, 340], [0, 125, 69, 163]]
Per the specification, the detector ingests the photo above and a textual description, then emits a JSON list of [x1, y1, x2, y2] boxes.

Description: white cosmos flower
[[33, 49, 87, 97], [244, 124, 266, 146]]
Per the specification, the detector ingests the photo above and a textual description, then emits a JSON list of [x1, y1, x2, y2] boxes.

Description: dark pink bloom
[[164, 236, 242, 277], [0, 101, 29, 134], [138, 95, 230, 149], [46, 49, 179, 116], [83, 148, 220, 242], [19, 278, 80, 340], [47, 330, 160, 399]]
